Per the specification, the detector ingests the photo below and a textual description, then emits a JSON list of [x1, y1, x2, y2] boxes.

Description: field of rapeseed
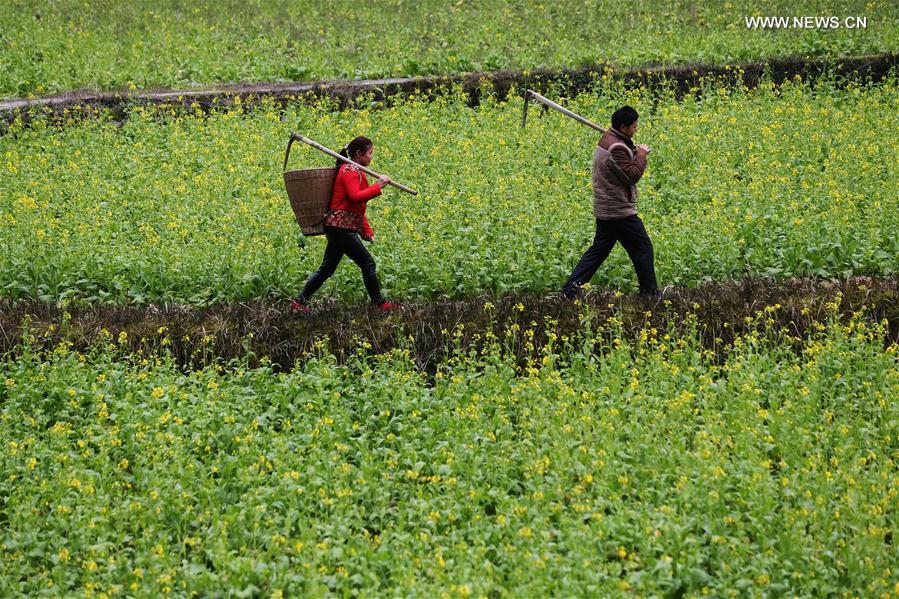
[[2, 77, 897, 304], [3, 3, 899, 595], [1, 0, 897, 98], [2, 305, 898, 596]]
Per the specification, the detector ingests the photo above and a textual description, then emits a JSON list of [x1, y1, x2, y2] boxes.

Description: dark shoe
[[290, 298, 311, 313], [639, 287, 669, 305], [560, 287, 583, 301]]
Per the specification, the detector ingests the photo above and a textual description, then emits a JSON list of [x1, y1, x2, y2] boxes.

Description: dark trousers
[[300, 227, 383, 304], [562, 215, 658, 296]]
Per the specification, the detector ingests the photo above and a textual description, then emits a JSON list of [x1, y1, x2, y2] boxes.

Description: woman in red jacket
[[292, 136, 397, 312]]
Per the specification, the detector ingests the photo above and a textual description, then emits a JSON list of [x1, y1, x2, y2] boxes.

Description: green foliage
[[3, 4, 898, 596], [1, 0, 897, 97], [1, 309, 897, 595], [1, 78, 897, 304]]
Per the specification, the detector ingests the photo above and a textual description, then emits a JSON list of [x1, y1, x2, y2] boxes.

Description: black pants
[[300, 227, 383, 304], [562, 215, 658, 296]]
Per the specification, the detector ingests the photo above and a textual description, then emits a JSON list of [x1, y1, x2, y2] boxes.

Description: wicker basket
[[284, 167, 336, 236], [283, 135, 336, 236]]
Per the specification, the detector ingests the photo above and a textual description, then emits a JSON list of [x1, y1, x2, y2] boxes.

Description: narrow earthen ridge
[[1, 276, 896, 374], [0, 53, 895, 124]]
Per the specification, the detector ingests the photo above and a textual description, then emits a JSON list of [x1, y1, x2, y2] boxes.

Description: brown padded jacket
[[591, 127, 647, 219]]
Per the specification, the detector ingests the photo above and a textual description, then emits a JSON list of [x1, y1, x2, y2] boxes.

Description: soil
[[2, 275, 896, 374]]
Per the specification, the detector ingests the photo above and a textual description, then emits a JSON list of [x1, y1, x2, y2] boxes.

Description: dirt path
[[2, 276, 896, 373]]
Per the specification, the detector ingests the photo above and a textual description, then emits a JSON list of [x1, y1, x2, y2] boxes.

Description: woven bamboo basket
[[283, 135, 336, 236], [284, 168, 336, 236]]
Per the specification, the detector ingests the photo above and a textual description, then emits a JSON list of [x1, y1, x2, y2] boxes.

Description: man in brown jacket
[[561, 105, 660, 298]]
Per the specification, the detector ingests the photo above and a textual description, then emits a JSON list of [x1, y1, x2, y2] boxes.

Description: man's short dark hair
[[611, 106, 639, 130]]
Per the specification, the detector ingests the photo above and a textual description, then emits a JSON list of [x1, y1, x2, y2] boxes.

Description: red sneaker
[[290, 298, 311, 313], [377, 300, 399, 312]]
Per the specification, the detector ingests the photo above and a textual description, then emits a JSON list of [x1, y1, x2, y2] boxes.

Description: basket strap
[[283, 134, 297, 172]]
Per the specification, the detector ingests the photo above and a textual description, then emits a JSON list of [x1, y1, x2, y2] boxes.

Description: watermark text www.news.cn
[[745, 16, 868, 29]]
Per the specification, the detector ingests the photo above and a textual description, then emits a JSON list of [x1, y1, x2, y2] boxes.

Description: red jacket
[[329, 163, 381, 240]]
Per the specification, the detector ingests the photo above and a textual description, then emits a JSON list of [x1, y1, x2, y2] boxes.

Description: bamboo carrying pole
[[286, 132, 418, 196], [521, 90, 606, 134]]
